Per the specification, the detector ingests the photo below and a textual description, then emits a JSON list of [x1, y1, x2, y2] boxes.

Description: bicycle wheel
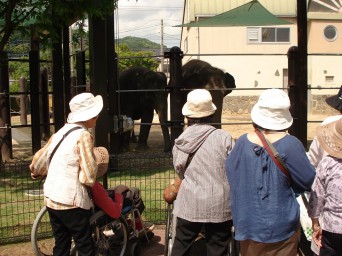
[[164, 203, 173, 256], [71, 210, 128, 256], [31, 206, 54, 256]]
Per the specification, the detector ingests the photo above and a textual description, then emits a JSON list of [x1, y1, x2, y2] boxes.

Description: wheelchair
[[31, 185, 153, 256]]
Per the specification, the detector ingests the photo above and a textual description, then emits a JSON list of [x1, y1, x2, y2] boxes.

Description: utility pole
[[160, 19, 164, 72]]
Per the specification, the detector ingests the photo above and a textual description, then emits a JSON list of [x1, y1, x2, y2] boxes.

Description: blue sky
[[116, 0, 184, 48]]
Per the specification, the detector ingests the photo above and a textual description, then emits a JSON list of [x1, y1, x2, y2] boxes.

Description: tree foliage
[[117, 44, 159, 72], [0, 0, 118, 51]]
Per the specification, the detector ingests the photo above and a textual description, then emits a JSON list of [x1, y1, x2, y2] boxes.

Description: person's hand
[[312, 227, 322, 248], [31, 172, 39, 180]]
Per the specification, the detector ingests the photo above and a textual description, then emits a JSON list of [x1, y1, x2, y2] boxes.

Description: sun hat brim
[[251, 103, 293, 130], [67, 95, 103, 123], [316, 119, 342, 158], [182, 102, 216, 118]]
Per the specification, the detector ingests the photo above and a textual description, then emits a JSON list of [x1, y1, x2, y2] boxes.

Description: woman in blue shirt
[[226, 89, 315, 256]]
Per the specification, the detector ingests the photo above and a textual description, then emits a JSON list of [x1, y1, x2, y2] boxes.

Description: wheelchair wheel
[[164, 203, 173, 256], [31, 206, 54, 256], [70, 210, 128, 256]]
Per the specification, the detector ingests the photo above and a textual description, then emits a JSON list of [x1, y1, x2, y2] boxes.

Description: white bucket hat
[[67, 93, 103, 123], [182, 89, 217, 118], [316, 118, 342, 158], [251, 89, 293, 130]]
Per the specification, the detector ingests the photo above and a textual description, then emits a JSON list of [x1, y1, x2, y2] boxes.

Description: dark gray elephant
[[119, 66, 171, 152], [181, 59, 236, 128]]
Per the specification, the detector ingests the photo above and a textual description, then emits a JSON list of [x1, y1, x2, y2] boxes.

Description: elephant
[[119, 66, 171, 152], [181, 59, 236, 128]]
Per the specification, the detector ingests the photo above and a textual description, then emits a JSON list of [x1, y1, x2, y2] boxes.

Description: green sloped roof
[[176, 0, 292, 27]]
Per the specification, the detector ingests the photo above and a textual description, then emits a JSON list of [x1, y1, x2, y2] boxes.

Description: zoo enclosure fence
[[0, 152, 175, 245]]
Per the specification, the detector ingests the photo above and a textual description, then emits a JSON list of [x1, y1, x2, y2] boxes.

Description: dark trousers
[[171, 217, 232, 256], [320, 230, 342, 256], [47, 207, 94, 256]]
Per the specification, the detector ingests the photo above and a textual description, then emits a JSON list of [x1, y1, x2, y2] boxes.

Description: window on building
[[324, 25, 337, 41], [247, 27, 290, 43], [325, 76, 334, 83]]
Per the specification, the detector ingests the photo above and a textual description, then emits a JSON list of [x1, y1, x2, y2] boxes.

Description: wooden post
[[76, 51, 86, 94], [19, 77, 28, 125], [52, 25, 65, 131], [296, 0, 308, 148], [29, 49, 41, 153], [40, 68, 50, 139], [0, 51, 12, 161], [287, 46, 299, 138]]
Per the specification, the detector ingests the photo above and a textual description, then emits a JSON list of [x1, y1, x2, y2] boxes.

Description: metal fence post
[[165, 47, 184, 148], [0, 51, 12, 161]]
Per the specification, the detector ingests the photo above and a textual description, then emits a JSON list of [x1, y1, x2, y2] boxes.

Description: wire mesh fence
[[0, 152, 174, 245]]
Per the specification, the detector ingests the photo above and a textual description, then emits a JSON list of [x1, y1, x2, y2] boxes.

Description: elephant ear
[[224, 72, 236, 96]]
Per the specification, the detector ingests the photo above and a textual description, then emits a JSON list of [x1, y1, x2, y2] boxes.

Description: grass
[[0, 157, 175, 244]]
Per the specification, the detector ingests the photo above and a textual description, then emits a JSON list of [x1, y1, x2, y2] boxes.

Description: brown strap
[[255, 129, 292, 184]]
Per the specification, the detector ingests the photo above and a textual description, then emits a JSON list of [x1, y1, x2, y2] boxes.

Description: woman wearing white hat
[[30, 92, 103, 256], [171, 89, 235, 256], [226, 89, 316, 256], [308, 118, 342, 256]]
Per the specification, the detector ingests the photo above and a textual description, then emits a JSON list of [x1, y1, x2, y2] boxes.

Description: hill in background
[[116, 36, 168, 52]]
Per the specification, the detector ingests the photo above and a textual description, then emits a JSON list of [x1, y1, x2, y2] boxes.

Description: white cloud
[[116, 0, 184, 48]]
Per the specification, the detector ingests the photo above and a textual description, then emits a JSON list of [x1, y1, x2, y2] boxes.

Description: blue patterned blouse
[[226, 134, 315, 243]]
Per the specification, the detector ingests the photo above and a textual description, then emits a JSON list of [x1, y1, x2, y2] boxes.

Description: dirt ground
[[0, 225, 166, 256]]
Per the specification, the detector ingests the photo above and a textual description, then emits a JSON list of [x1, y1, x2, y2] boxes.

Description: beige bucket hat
[[251, 89, 293, 130], [93, 147, 109, 178], [182, 89, 217, 118], [67, 93, 103, 123], [317, 118, 342, 158]]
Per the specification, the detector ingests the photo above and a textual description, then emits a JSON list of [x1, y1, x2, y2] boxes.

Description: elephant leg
[[120, 130, 132, 152], [131, 129, 138, 143], [156, 109, 171, 152], [211, 93, 224, 129], [137, 107, 154, 150]]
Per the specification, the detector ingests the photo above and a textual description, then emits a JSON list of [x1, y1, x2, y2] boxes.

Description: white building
[[178, 0, 342, 113]]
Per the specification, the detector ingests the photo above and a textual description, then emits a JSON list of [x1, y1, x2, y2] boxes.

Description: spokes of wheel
[[90, 212, 128, 256]]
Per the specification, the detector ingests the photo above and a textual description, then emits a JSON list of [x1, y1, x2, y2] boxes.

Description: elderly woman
[[308, 118, 342, 256], [226, 89, 315, 256], [171, 89, 235, 256], [30, 93, 103, 256]]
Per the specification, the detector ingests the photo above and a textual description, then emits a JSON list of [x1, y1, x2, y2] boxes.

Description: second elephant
[[119, 66, 171, 152], [182, 59, 236, 128]]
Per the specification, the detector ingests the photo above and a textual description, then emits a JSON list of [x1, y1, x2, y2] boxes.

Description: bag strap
[[49, 126, 83, 163], [255, 129, 292, 185]]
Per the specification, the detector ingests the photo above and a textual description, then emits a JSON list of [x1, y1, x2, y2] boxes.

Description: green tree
[[0, 0, 118, 51], [117, 44, 159, 72]]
